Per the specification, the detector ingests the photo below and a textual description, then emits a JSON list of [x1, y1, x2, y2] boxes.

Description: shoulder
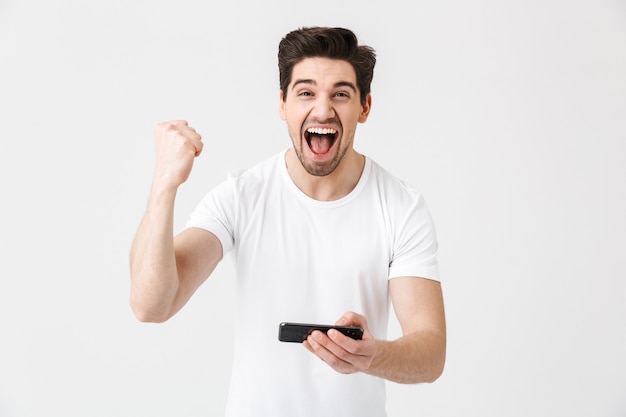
[[226, 150, 285, 189], [366, 157, 425, 205]]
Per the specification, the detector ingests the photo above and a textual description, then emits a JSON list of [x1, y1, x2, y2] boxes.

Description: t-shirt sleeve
[[388, 192, 440, 282], [184, 176, 236, 255]]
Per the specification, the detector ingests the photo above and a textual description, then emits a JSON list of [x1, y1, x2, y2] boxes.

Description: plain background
[[1, 0, 625, 416]]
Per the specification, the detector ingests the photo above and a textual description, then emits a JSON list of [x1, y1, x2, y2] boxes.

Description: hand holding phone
[[278, 322, 364, 343]]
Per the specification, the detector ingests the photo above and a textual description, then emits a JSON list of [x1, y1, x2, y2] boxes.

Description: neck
[[285, 148, 365, 201]]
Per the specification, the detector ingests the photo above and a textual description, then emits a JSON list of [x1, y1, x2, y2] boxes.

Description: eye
[[334, 91, 350, 99], [299, 91, 312, 97]]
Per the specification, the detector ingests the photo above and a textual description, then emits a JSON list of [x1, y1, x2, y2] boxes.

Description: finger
[[320, 330, 364, 361], [327, 329, 361, 354], [308, 332, 354, 364], [155, 120, 187, 134], [156, 121, 200, 141], [174, 134, 203, 157], [336, 311, 364, 326], [164, 124, 202, 154], [180, 129, 203, 154], [306, 334, 352, 369], [182, 130, 202, 141], [193, 139, 203, 157]]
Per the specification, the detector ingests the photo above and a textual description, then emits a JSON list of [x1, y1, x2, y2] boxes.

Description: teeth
[[307, 127, 337, 135]]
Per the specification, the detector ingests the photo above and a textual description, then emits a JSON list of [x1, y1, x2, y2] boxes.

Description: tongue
[[309, 136, 333, 154]]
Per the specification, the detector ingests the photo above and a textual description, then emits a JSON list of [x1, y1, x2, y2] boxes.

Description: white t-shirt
[[185, 149, 439, 416]]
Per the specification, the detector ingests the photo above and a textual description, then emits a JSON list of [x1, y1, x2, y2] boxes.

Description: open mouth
[[305, 127, 338, 155]]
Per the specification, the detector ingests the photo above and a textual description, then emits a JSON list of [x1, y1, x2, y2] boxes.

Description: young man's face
[[280, 57, 371, 177]]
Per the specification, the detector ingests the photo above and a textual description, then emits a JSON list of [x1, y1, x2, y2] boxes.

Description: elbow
[[424, 351, 446, 383], [423, 330, 447, 383], [129, 294, 172, 324], [131, 306, 170, 323], [424, 361, 445, 383], [393, 360, 445, 385], [129, 276, 178, 323], [403, 344, 446, 384]]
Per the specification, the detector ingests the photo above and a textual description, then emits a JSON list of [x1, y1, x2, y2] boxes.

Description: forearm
[[129, 185, 180, 322], [366, 329, 446, 384]]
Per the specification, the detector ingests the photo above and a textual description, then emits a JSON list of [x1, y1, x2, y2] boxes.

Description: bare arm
[[129, 120, 223, 323], [367, 277, 446, 383], [303, 277, 446, 383]]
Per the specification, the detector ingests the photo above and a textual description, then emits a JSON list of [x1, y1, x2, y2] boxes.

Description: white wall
[[1, 1, 625, 416]]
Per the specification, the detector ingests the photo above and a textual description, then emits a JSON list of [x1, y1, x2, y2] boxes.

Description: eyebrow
[[291, 79, 358, 93]]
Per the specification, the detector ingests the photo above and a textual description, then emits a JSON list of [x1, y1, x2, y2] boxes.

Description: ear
[[279, 90, 287, 121], [358, 94, 372, 123]]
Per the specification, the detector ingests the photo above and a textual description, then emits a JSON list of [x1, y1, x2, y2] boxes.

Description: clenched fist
[[153, 120, 203, 191]]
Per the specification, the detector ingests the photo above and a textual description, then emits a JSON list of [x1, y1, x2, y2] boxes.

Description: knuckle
[[155, 121, 167, 133], [335, 350, 351, 361], [324, 355, 340, 367]]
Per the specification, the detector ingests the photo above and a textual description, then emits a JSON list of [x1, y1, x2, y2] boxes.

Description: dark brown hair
[[278, 27, 376, 104]]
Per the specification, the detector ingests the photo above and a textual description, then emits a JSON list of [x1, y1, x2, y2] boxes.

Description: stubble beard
[[294, 138, 350, 177]]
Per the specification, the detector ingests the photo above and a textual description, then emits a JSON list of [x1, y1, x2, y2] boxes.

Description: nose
[[310, 96, 335, 120]]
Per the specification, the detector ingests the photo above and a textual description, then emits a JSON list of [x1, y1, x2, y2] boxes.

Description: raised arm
[[129, 120, 223, 323]]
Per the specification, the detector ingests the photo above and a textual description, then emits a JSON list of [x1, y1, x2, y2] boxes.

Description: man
[[130, 26, 446, 416]]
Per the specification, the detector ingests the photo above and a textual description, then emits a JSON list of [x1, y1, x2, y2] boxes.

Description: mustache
[[302, 117, 341, 128]]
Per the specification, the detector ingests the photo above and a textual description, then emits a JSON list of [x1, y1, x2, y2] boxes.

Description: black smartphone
[[278, 322, 364, 343]]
